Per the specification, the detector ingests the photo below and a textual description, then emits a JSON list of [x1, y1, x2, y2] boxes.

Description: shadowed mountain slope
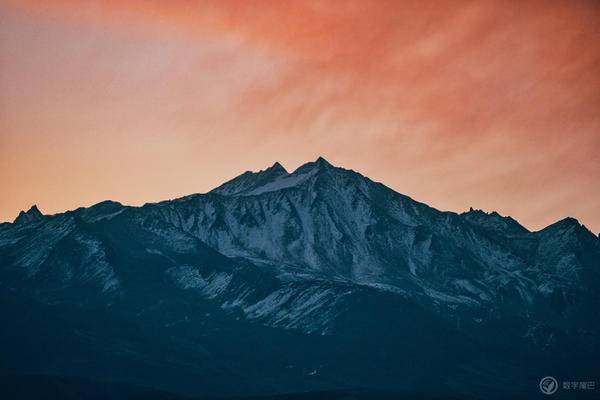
[[1, 158, 598, 399]]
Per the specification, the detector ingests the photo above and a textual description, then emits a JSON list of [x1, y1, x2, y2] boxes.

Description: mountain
[[1, 157, 599, 399], [13, 205, 44, 226]]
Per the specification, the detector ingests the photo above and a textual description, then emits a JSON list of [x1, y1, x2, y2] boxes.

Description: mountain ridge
[[1, 157, 598, 398], [7, 157, 596, 236]]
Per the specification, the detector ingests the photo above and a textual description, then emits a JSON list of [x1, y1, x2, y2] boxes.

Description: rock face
[[0, 157, 599, 399]]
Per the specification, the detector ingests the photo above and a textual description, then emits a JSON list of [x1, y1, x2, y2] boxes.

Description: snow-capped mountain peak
[[211, 161, 290, 196], [212, 157, 343, 197], [291, 156, 337, 175], [1, 158, 599, 399]]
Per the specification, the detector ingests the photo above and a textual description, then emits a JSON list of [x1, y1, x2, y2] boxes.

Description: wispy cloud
[[1, 0, 599, 231]]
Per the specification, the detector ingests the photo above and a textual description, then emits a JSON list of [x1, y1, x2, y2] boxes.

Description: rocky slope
[[1, 157, 598, 399]]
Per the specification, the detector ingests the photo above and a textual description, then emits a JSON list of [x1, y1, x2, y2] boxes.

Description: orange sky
[[1, 0, 599, 233]]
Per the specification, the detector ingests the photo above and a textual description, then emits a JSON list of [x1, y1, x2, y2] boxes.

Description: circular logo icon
[[539, 376, 558, 395]]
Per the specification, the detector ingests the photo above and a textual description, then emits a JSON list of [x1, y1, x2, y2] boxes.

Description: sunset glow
[[1, 0, 599, 232]]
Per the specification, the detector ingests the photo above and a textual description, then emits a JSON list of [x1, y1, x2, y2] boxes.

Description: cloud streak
[[1, 0, 599, 232]]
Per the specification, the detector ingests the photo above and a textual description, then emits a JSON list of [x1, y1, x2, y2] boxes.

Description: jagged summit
[[13, 205, 44, 225], [291, 156, 338, 175], [211, 157, 343, 197], [211, 161, 290, 196], [462, 207, 528, 234], [4, 159, 597, 238], [315, 156, 333, 167], [270, 161, 287, 174], [146, 157, 597, 235]]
